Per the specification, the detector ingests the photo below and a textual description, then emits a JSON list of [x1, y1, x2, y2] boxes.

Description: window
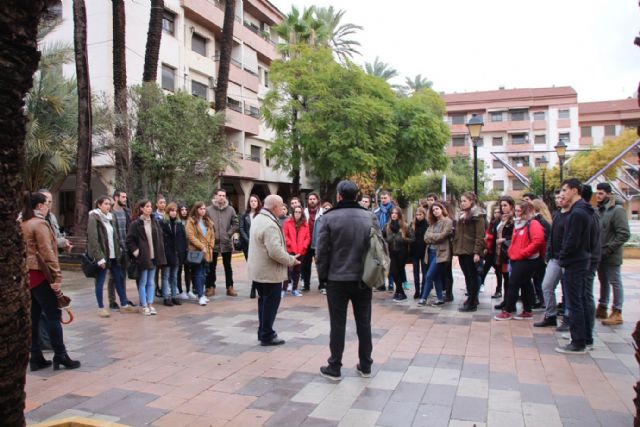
[[605, 125, 616, 136], [533, 111, 545, 121], [475, 137, 484, 147], [559, 132, 570, 143], [451, 114, 465, 125], [510, 156, 529, 167], [264, 70, 270, 88], [451, 136, 466, 147], [558, 109, 570, 119], [492, 160, 503, 169], [534, 134, 546, 144], [162, 10, 175, 36], [490, 112, 503, 122], [191, 80, 208, 100], [512, 180, 525, 190], [510, 133, 527, 145], [581, 126, 592, 138], [510, 109, 528, 121], [161, 64, 175, 91], [493, 180, 504, 191], [492, 137, 503, 146], [250, 145, 261, 162], [534, 157, 546, 167], [246, 105, 260, 118], [191, 33, 207, 56], [227, 97, 242, 113]]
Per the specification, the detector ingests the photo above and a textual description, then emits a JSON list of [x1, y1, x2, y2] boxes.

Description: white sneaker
[[142, 307, 151, 316], [179, 292, 189, 300], [292, 290, 302, 297], [149, 306, 157, 315], [281, 291, 286, 298], [320, 289, 327, 295], [287, 283, 293, 292], [480, 285, 485, 293], [204, 296, 210, 302], [198, 296, 207, 306], [187, 291, 197, 300]]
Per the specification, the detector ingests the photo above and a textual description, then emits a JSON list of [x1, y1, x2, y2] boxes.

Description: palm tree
[[142, 0, 163, 82], [214, 0, 235, 112], [275, 6, 323, 58], [112, 0, 130, 193], [315, 6, 362, 63], [364, 56, 399, 81], [404, 74, 433, 93], [73, 0, 92, 238], [0, 2, 49, 424]]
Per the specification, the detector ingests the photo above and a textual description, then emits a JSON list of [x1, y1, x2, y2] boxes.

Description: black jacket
[[126, 217, 167, 270], [239, 211, 253, 249], [410, 219, 428, 259], [161, 218, 187, 267], [548, 210, 568, 261], [558, 199, 594, 268]]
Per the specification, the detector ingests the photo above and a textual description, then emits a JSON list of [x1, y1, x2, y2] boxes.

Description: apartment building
[[441, 87, 580, 195], [44, 0, 306, 225], [579, 98, 640, 147]]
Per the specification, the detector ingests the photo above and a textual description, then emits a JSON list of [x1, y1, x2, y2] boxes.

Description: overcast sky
[[273, 0, 639, 102]]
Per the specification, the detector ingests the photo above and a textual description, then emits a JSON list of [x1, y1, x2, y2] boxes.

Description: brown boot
[[602, 308, 623, 326], [226, 287, 238, 297], [595, 305, 608, 319], [206, 287, 215, 297]]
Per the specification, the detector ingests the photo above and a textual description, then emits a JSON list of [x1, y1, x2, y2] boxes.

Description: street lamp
[[555, 139, 567, 185], [539, 155, 548, 201], [466, 113, 484, 196]]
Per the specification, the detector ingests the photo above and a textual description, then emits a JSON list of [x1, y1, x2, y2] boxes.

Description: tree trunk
[[214, 0, 236, 112], [0, 2, 48, 425], [142, 0, 163, 82], [73, 0, 92, 237], [633, 320, 640, 427], [112, 0, 130, 195]]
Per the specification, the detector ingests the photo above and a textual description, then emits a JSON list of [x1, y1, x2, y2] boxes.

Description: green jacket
[[597, 197, 630, 266], [87, 210, 122, 263], [452, 206, 486, 256]]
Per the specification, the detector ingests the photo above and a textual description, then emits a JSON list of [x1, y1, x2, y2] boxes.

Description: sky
[[273, 0, 639, 102]]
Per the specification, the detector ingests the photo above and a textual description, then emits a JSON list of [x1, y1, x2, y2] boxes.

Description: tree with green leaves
[[130, 84, 234, 204]]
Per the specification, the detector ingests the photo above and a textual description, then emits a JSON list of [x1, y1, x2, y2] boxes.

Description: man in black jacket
[[555, 179, 594, 355], [316, 180, 377, 381]]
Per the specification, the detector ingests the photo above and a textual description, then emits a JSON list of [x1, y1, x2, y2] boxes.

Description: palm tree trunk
[[0, 2, 48, 425], [214, 0, 236, 111], [73, 0, 92, 237], [112, 0, 130, 195], [142, 0, 163, 82]]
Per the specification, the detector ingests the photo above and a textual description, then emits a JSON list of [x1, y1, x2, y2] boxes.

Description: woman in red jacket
[[283, 206, 311, 297], [494, 201, 545, 321]]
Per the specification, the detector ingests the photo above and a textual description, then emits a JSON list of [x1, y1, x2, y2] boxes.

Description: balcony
[[223, 154, 291, 183], [238, 23, 278, 61], [181, 0, 224, 30], [225, 104, 260, 135], [446, 145, 470, 157], [225, 60, 259, 92]]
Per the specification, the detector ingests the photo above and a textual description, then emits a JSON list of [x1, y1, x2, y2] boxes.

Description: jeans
[[287, 263, 302, 291], [208, 251, 233, 289], [563, 261, 590, 348], [192, 261, 207, 298], [412, 256, 427, 296], [585, 263, 597, 345], [301, 248, 315, 288], [326, 281, 373, 371], [177, 261, 190, 293], [138, 266, 157, 306], [443, 261, 453, 299], [95, 259, 127, 308], [31, 281, 67, 356], [254, 281, 282, 342], [458, 255, 479, 304], [480, 254, 502, 293], [597, 264, 624, 310], [505, 259, 537, 313], [421, 249, 444, 301], [107, 247, 127, 304], [532, 258, 545, 305], [162, 265, 179, 298], [542, 259, 564, 318]]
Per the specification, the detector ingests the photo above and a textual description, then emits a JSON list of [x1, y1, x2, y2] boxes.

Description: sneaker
[[204, 296, 210, 302], [287, 282, 293, 292], [393, 294, 407, 302], [491, 291, 502, 299], [149, 306, 157, 315], [320, 289, 327, 295], [556, 321, 570, 332], [292, 290, 302, 297], [402, 282, 410, 290], [319, 365, 342, 381], [302, 286, 310, 292], [179, 292, 189, 300], [142, 307, 151, 316], [98, 308, 110, 318], [513, 311, 533, 320], [561, 332, 570, 340], [480, 284, 485, 293], [109, 301, 120, 310], [187, 291, 197, 300], [533, 316, 557, 327], [494, 302, 505, 310], [388, 284, 394, 292], [163, 298, 174, 307], [494, 312, 512, 321], [171, 298, 182, 306], [555, 343, 587, 355], [198, 296, 207, 306], [430, 300, 445, 307], [281, 290, 286, 298], [356, 364, 371, 378], [120, 305, 138, 314], [417, 299, 427, 306]]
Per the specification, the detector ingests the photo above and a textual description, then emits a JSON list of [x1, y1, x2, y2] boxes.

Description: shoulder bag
[[186, 250, 204, 265]]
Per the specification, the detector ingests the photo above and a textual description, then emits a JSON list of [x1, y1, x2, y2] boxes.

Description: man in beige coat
[[248, 195, 300, 346]]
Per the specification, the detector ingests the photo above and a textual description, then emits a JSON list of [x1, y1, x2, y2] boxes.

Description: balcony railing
[[245, 104, 260, 118], [235, 152, 261, 162], [243, 20, 276, 45]]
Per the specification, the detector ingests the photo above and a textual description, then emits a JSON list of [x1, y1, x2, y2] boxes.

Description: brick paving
[[25, 258, 639, 426]]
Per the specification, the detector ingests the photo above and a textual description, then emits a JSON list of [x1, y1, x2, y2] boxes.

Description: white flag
[[441, 174, 447, 201]]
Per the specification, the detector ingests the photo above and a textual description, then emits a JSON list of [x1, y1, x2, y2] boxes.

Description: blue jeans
[[421, 249, 443, 301], [138, 267, 156, 306], [597, 264, 624, 310], [95, 259, 127, 308], [162, 265, 178, 298], [192, 262, 207, 298], [412, 256, 427, 295]]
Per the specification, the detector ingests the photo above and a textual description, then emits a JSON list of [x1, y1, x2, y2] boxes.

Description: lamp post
[[466, 113, 484, 196], [539, 155, 548, 202], [555, 139, 567, 186]]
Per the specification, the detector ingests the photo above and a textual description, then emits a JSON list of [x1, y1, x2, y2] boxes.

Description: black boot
[[533, 316, 557, 327], [53, 353, 81, 371], [30, 352, 52, 371]]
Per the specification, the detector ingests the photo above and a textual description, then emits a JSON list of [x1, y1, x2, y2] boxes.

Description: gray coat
[[316, 200, 377, 282], [207, 200, 239, 253]]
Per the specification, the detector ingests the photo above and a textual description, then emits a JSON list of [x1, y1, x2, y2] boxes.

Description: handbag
[[127, 256, 139, 280], [186, 250, 204, 265], [80, 252, 99, 278], [35, 252, 55, 284]]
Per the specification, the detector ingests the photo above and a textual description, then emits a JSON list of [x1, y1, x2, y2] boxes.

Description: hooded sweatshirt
[[558, 199, 595, 268]]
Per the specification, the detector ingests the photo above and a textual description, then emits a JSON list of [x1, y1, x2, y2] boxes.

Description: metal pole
[[559, 156, 564, 184], [473, 140, 478, 195], [542, 170, 546, 201]]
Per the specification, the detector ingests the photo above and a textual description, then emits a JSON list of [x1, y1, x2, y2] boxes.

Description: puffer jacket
[[597, 197, 630, 266], [207, 200, 239, 253], [185, 216, 215, 263], [21, 214, 62, 284], [452, 206, 486, 256], [283, 218, 311, 256]]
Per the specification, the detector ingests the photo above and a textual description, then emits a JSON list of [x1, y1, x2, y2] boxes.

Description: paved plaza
[[25, 258, 639, 426]]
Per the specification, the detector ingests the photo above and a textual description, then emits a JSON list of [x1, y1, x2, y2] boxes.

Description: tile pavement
[[25, 258, 639, 426]]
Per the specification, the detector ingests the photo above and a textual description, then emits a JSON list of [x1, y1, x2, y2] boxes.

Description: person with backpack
[[494, 201, 545, 321], [418, 202, 452, 306]]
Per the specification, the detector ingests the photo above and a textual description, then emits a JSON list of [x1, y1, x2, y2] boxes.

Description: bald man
[[248, 195, 300, 346]]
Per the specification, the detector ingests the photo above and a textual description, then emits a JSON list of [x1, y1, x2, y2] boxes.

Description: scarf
[[378, 202, 393, 227], [389, 220, 400, 233]]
